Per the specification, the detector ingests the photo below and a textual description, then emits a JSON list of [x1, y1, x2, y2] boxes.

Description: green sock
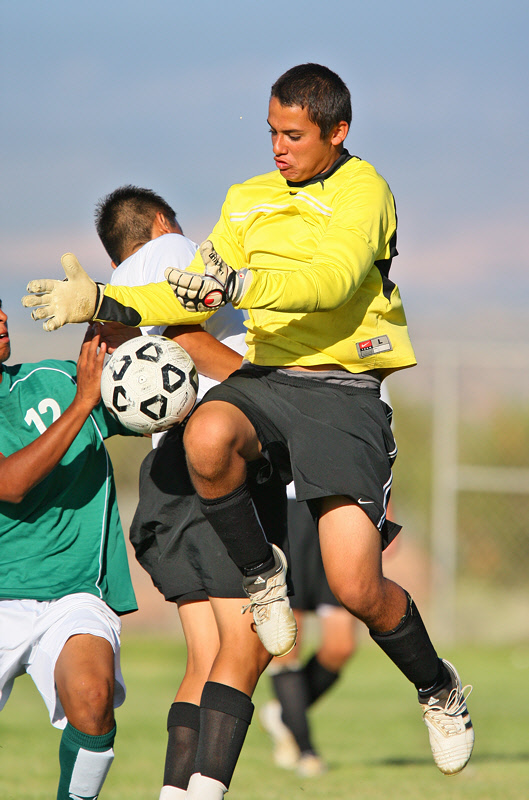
[[57, 722, 116, 800]]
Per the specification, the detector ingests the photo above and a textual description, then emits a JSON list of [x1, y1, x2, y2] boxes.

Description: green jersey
[[0, 359, 137, 615]]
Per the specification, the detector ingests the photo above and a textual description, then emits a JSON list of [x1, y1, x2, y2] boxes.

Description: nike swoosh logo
[[358, 498, 374, 505]]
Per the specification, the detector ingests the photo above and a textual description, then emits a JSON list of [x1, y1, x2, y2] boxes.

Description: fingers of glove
[[199, 239, 217, 267], [165, 267, 195, 288], [23, 279, 57, 296], [22, 292, 46, 308], [178, 274, 204, 295], [61, 252, 87, 282], [25, 303, 63, 331], [43, 317, 62, 332], [199, 240, 230, 279], [182, 299, 203, 313], [183, 274, 208, 296], [165, 269, 204, 297], [29, 305, 54, 321], [164, 266, 177, 284], [24, 254, 91, 300]]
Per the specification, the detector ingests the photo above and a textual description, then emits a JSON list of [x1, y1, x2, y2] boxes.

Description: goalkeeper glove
[[165, 240, 252, 312], [21, 253, 104, 331]]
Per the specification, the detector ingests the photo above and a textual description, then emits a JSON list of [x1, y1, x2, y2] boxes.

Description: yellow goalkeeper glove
[[21, 253, 104, 331], [165, 240, 252, 313]]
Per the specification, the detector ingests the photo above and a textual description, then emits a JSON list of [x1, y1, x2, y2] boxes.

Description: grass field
[[1, 636, 528, 799]]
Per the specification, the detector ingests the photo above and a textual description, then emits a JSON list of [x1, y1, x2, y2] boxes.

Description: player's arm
[[22, 253, 214, 331], [98, 281, 214, 326], [238, 219, 379, 313], [165, 325, 244, 382], [0, 328, 106, 503], [242, 175, 397, 313], [97, 321, 243, 381], [166, 175, 396, 314]]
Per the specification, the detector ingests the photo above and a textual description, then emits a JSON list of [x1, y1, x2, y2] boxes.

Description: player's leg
[[262, 494, 355, 775], [208, 596, 273, 693], [319, 498, 407, 628], [301, 607, 357, 775], [319, 497, 474, 775], [260, 610, 305, 770], [174, 600, 221, 703], [266, 606, 356, 776], [186, 596, 272, 798], [184, 400, 296, 657], [54, 633, 117, 800], [184, 402, 273, 573], [159, 599, 219, 799], [159, 601, 216, 799], [317, 605, 357, 674]]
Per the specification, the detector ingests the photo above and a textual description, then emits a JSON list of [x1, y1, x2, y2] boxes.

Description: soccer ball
[[101, 335, 198, 434]]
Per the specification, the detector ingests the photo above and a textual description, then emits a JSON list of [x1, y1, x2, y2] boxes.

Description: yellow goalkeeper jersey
[[100, 153, 416, 375]]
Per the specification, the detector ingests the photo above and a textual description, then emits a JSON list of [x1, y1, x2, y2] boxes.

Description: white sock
[[186, 772, 228, 799], [159, 786, 187, 799]]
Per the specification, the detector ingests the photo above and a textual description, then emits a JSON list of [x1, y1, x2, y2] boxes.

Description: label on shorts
[[356, 335, 393, 359]]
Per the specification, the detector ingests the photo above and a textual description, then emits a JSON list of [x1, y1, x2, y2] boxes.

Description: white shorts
[[0, 593, 125, 729]]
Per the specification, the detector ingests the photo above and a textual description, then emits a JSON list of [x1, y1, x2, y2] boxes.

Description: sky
[[1, 0, 528, 362]]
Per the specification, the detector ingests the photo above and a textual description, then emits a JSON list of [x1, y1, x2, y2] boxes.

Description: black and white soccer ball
[[101, 335, 198, 434]]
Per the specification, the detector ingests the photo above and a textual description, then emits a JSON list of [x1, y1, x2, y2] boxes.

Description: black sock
[[417, 665, 453, 701], [369, 595, 447, 691], [272, 668, 314, 754], [163, 702, 200, 790], [247, 461, 288, 548], [199, 483, 275, 576], [194, 681, 254, 789], [303, 654, 340, 705]]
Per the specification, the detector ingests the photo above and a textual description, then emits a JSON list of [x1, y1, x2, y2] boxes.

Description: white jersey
[[110, 234, 248, 398], [110, 234, 197, 339]]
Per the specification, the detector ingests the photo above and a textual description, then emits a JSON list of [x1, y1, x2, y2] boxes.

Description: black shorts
[[287, 499, 339, 611], [201, 365, 400, 549], [129, 424, 288, 602]]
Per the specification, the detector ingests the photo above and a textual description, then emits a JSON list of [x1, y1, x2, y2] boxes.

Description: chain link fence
[[388, 340, 529, 644]]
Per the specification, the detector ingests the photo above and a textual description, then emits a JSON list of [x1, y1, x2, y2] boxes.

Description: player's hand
[[97, 320, 141, 354], [165, 240, 252, 312], [21, 253, 104, 331], [74, 324, 108, 412]]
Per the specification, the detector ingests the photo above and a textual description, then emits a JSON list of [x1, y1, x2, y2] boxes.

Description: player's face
[[268, 97, 347, 183], [0, 302, 11, 365]]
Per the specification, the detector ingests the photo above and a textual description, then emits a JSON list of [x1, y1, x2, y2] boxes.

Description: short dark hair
[[271, 63, 352, 139], [95, 185, 178, 265]]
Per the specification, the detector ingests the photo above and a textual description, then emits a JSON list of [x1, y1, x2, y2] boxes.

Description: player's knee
[[184, 407, 238, 478], [320, 637, 356, 668], [329, 578, 381, 623], [65, 674, 114, 731]]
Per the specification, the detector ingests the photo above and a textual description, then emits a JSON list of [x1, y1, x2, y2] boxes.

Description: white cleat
[[297, 752, 328, 777], [242, 544, 297, 657], [259, 699, 300, 769], [420, 659, 474, 775]]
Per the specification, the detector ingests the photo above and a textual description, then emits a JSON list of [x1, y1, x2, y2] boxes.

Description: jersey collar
[[286, 149, 355, 189]]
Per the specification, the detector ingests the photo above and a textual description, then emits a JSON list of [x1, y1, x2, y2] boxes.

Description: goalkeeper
[[23, 63, 474, 779]]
